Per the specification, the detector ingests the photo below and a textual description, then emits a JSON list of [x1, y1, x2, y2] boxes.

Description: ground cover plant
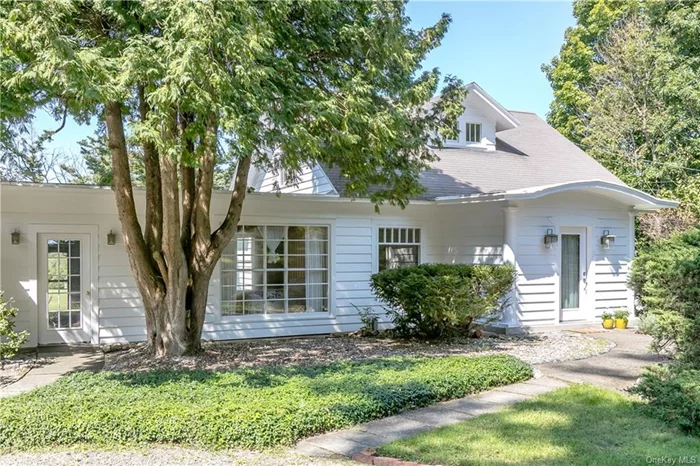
[[0, 355, 530, 450], [378, 384, 700, 466]]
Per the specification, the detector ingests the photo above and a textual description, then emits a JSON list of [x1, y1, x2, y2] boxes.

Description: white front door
[[37, 234, 92, 344], [560, 227, 588, 322]]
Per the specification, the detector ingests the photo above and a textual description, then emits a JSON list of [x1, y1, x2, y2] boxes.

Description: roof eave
[[502, 180, 679, 210]]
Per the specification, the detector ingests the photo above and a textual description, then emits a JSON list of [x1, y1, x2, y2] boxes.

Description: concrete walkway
[[294, 375, 570, 458], [537, 328, 665, 390], [0, 347, 104, 398], [295, 328, 660, 459]]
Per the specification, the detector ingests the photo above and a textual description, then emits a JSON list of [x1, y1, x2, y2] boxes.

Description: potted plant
[[613, 309, 630, 329], [601, 311, 614, 329]]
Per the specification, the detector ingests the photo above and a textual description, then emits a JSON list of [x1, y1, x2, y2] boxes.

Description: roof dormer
[[439, 82, 520, 151]]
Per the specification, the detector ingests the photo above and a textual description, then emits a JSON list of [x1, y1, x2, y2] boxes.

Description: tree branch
[[210, 154, 252, 254], [138, 84, 164, 258], [105, 101, 162, 302]]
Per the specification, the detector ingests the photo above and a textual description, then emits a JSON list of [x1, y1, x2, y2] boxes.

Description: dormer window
[[465, 123, 482, 143]]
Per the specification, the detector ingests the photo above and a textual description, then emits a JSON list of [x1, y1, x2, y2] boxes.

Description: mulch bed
[[103, 331, 613, 372]]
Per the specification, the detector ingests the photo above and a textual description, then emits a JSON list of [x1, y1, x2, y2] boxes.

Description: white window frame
[[376, 227, 422, 272], [465, 122, 482, 143], [220, 224, 331, 318]]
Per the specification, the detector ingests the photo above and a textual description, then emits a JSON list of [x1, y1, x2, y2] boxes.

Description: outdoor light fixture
[[543, 228, 558, 249], [11, 230, 20, 245], [107, 230, 116, 246], [601, 230, 616, 250]]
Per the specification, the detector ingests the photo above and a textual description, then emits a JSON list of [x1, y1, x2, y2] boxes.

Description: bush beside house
[[629, 227, 700, 365], [0, 292, 28, 363], [629, 226, 700, 436], [370, 264, 516, 339]]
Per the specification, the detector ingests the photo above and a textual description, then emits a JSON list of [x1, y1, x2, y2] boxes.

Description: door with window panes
[[37, 234, 92, 344]]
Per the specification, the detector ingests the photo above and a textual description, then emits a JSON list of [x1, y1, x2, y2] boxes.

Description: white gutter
[[434, 180, 678, 210], [1, 179, 679, 210]]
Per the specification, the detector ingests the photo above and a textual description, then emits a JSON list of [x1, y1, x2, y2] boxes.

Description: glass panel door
[[38, 233, 92, 345], [47, 239, 82, 329], [561, 234, 581, 309]]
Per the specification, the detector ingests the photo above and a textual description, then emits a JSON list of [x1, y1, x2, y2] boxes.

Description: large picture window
[[221, 225, 329, 316], [378, 227, 421, 271]]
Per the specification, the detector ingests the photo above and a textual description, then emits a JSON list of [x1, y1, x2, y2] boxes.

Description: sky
[[35, 1, 575, 155]]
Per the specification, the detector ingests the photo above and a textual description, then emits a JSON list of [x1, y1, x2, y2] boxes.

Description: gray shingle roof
[[323, 111, 624, 200]]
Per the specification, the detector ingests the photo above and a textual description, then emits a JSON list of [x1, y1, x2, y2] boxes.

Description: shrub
[[370, 264, 516, 339], [0, 292, 28, 363], [632, 365, 700, 437], [629, 227, 700, 366], [0, 355, 531, 450]]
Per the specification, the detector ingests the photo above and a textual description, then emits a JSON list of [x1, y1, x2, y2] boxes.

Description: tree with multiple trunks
[[1, 0, 465, 356]]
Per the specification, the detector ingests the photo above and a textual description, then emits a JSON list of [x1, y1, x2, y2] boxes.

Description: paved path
[[537, 328, 665, 390], [295, 328, 661, 459], [294, 375, 570, 458], [0, 347, 103, 398]]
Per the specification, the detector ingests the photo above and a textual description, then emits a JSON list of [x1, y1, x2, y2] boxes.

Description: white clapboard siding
[[252, 163, 338, 195], [514, 191, 633, 326], [1, 182, 641, 346]]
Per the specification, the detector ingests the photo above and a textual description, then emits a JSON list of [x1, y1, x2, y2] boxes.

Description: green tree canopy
[[544, 0, 700, 240], [1, 0, 465, 355]]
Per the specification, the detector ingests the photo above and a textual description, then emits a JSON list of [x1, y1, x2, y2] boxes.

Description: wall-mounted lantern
[[11, 230, 20, 245], [544, 228, 558, 249], [601, 230, 616, 250], [106, 230, 116, 246]]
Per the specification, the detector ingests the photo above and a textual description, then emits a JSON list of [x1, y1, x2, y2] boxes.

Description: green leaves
[[0, 292, 28, 361], [629, 226, 700, 366], [0, 355, 531, 450], [545, 1, 700, 241], [2, 0, 464, 206], [370, 264, 516, 339]]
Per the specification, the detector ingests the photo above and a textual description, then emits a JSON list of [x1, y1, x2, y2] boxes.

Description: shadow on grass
[[102, 357, 425, 388], [379, 385, 700, 466]]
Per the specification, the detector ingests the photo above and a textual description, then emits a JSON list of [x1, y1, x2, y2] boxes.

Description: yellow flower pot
[[602, 319, 614, 329], [615, 318, 628, 329]]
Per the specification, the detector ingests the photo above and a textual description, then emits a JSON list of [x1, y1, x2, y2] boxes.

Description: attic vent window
[[465, 123, 482, 143]]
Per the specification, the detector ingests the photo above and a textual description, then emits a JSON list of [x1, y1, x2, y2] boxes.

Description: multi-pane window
[[465, 123, 482, 143], [221, 225, 329, 316], [46, 239, 81, 329], [378, 227, 421, 271]]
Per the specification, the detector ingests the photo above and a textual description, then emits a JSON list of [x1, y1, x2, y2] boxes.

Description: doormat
[[567, 328, 607, 334]]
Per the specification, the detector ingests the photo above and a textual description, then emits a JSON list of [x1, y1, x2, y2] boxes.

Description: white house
[[0, 83, 677, 347]]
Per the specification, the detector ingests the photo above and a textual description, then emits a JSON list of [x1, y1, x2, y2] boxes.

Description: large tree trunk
[[105, 99, 253, 357]]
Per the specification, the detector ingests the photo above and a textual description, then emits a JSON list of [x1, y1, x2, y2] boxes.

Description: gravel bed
[[104, 331, 614, 372], [0, 447, 351, 466], [0, 351, 53, 388]]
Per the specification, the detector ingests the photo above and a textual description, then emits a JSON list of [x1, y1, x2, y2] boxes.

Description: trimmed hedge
[[371, 263, 516, 339], [632, 365, 700, 437], [0, 355, 531, 450]]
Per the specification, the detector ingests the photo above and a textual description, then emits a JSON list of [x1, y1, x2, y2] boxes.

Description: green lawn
[[0, 355, 530, 451], [379, 384, 700, 466]]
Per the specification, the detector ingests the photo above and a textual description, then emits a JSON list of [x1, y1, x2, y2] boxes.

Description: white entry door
[[560, 227, 588, 322], [37, 234, 92, 344]]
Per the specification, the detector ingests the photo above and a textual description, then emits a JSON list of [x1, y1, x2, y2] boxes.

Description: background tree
[[544, 0, 700, 241], [2, 1, 465, 356]]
